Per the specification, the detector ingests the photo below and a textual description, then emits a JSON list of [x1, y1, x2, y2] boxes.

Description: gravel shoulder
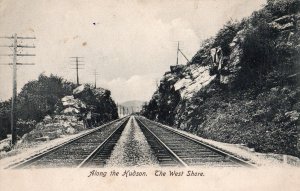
[[142, 117, 300, 167]]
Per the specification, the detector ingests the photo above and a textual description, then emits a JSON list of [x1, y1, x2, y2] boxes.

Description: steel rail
[[7, 117, 129, 169], [139, 116, 255, 167], [136, 117, 188, 167], [77, 119, 128, 168]]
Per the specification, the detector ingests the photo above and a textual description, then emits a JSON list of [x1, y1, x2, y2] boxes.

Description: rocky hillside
[[22, 84, 118, 142], [0, 74, 118, 144], [142, 0, 300, 157]]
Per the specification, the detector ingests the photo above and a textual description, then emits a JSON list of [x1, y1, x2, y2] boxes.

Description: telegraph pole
[[175, 41, 190, 65], [176, 41, 179, 65], [70, 56, 84, 86], [0, 33, 36, 145], [92, 70, 100, 88]]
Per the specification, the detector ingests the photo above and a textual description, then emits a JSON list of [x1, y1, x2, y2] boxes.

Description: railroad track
[[135, 116, 254, 167], [7, 115, 253, 169], [8, 117, 129, 169]]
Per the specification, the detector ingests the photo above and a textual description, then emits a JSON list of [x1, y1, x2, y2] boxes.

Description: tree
[[17, 74, 76, 121]]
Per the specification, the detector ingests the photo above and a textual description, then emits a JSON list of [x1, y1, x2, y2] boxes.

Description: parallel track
[[9, 117, 129, 169], [78, 120, 127, 168], [8, 115, 254, 169], [136, 116, 253, 167]]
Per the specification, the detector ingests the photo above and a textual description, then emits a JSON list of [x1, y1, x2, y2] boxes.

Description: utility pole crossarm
[[70, 56, 85, 86], [0, 45, 36, 48], [0, 36, 36, 39], [70, 57, 84, 59], [0, 33, 36, 145], [16, 37, 36, 39], [17, 54, 36, 56], [0, 63, 35, 65], [17, 45, 36, 48], [0, 54, 36, 56], [16, 63, 35, 65]]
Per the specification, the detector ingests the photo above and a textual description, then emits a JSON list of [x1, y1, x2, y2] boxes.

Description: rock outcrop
[[23, 115, 85, 142], [142, 0, 300, 157], [23, 84, 118, 142]]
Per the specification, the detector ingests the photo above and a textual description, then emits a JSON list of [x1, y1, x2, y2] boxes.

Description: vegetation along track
[[9, 117, 129, 169], [135, 116, 254, 167]]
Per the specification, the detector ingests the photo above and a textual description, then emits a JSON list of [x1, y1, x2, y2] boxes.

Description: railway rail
[[135, 116, 254, 167], [8, 117, 129, 169], [7, 115, 254, 169]]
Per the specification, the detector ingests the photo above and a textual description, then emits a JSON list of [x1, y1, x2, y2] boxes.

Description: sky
[[0, 0, 266, 103]]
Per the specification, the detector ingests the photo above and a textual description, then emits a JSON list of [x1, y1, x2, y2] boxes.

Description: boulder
[[43, 115, 52, 123], [209, 30, 246, 86], [62, 107, 80, 114], [170, 65, 185, 73], [44, 123, 64, 130], [61, 95, 86, 109], [273, 15, 295, 25], [224, 29, 246, 85], [210, 47, 223, 67], [35, 136, 50, 141], [66, 127, 76, 134], [44, 131, 59, 140], [23, 131, 43, 142], [73, 84, 88, 95], [270, 15, 296, 31], [285, 111, 299, 122], [53, 115, 78, 122], [56, 129, 63, 136], [271, 22, 295, 31], [0, 139, 11, 152], [61, 95, 75, 103], [271, 87, 280, 92]]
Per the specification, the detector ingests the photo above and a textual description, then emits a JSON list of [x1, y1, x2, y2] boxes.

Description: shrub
[[266, 0, 300, 17]]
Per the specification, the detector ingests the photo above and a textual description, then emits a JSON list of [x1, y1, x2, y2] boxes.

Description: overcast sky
[[0, 0, 266, 103]]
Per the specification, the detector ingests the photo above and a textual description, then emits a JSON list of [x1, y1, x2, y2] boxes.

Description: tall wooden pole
[[70, 56, 84, 86], [76, 57, 79, 86], [176, 41, 179, 65], [0, 34, 36, 145], [11, 33, 17, 145], [94, 72, 97, 88]]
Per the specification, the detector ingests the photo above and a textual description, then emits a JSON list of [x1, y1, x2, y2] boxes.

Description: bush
[[236, 14, 278, 89], [0, 101, 11, 140], [212, 21, 241, 56], [266, 0, 300, 17]]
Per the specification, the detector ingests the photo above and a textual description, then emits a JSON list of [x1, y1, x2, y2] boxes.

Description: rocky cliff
[[23, 84, 118, 142], [142, 0, 300, 157]]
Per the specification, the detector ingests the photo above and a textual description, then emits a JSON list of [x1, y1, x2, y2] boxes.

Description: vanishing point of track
[[8, 116, 254, 169]]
